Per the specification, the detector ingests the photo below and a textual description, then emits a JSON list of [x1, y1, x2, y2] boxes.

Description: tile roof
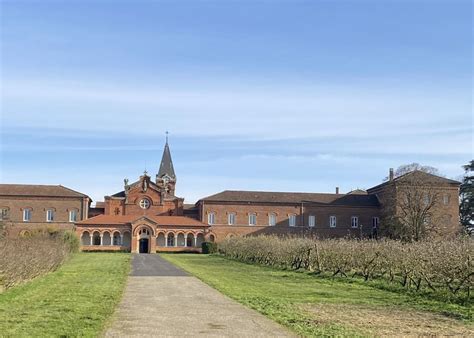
[[367, 170, 461, 192], [200, 190, 379, 207], [76, 214, 209, 227], [0, 184, 89, 198]]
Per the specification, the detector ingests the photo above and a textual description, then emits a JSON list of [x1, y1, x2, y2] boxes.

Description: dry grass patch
[[303, 303, 474, 336]]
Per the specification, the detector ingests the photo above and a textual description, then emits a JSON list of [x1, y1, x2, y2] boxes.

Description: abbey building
[[0, 141, 462, 252]]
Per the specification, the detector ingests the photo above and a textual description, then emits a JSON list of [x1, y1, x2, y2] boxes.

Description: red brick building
[[0, 184, 90, 237], [1, 140, 462, 252], [75, 141, 211, 253]]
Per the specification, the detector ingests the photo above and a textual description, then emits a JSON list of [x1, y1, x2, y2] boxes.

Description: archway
[[186, 233, 195, 247], [102, 231, 111, 246], [196, 233, 205, 247], [81, 231, 91, 245], [137, 227, 151, 253], [112, 232, 121, 245], [177, 233, 185, 247], [92, 231, 101, 246], [122, 231, 131, 249], [156, 233, 166, 247], [139, 238, 149, 253]]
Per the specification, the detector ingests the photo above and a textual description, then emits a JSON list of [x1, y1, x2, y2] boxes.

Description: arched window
[[167, 233, 175, 246]]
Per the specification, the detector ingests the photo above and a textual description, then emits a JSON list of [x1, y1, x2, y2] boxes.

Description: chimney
[[389, 168, 394, 181], [336, 187, 339, 195]]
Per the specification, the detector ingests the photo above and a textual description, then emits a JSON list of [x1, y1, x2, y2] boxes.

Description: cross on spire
[[165, 131, 169, 144]]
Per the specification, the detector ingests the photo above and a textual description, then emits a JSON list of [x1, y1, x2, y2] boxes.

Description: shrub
[[202, 241, 218, 254], [0, 230, 80, 289], [218, 236, 473, 300]]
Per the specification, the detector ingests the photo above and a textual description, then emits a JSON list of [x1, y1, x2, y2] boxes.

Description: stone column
[[194, 236, 197, 247], [100, 234, 103, 246], [184, 234, 188, 247], [89, 234, 92, 246], [165, 234, 168, 247], [120, 234, 124, 246], [174, 235, 177, 247]]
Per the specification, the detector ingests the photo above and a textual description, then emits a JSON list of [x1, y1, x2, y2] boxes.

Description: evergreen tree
[[460, 160, 474, 233]]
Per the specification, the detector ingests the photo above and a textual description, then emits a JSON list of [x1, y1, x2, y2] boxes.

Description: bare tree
[[383, 163, 443, 181], [394, 172, 441, 241]]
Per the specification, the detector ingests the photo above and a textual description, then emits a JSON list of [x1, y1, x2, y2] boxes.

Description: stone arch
[[186, 232, 195, 247], [209, 234, 216, 243], [196, 233, 205, 247], [102, 231, 112, 246], [176, 232, 185, 247], [122, 231, 131, 248], [226, 233, 236, 239], [112, 231, 121, 245], [133, 224, 155, 237], [81, 231, 91, 245], [156, 232, 166, 247], [167, 232, 175, 246], [92, 231, 101, 246]]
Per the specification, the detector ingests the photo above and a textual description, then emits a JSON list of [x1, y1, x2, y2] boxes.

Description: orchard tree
[[460, 160, 474, 234]]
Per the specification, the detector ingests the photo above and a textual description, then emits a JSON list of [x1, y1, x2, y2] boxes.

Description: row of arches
[[80, 230, 216, 248], [81, 230, 131, 247]]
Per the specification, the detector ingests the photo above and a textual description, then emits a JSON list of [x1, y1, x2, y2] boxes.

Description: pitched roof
[[157, 142, 176, 180], [367, 170, 461, 192], [76, 214, 209, 227], [200, 190, 379, 207], [0, 184, 89, 198]]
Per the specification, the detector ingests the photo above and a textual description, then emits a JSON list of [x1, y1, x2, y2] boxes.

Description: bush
[[0, 230, 80, 289], [218, 236, 473, 299], [202, 241, 218, 254]]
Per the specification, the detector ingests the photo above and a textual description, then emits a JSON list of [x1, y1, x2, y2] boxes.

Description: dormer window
[[139, 198, 151, 209]]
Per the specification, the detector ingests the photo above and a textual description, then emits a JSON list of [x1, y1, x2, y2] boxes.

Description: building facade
[[0, 185, 90, 237], [1, 140, 462, 251]]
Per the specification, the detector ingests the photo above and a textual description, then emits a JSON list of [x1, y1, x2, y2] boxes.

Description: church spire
[[157, 133, 176, 180]]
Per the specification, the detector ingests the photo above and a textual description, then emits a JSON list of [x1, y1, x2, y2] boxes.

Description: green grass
[[0, 253, 130, 337], [162, 254, 473, 337]]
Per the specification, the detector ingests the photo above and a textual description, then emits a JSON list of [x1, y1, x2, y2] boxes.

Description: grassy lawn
[[162, 254, 473, 337], [0, 252, 130, 337]]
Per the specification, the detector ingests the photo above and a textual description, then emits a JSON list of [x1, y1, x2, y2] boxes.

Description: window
[[443, 194, 450, 205], [228, 213, 236, 225], [289, 214, 296, 227], [0, 208, 8, 220], [69, 210, 77, 222], [268, 213, 277, 226], [207, 212, 215, 225], [248, 213, 257, 226], [308, 215, 316, 227], [351, 216, 358, 228], [46, 209, 54, 222], [23, 208, 32, 222], [329, 216, 337, 228], [423, 194, 430, 206], [372, 217, 379, 228], [139, 198, 151, 209]]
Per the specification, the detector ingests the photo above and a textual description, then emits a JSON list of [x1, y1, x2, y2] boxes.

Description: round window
[[139, 198, 151, 209]]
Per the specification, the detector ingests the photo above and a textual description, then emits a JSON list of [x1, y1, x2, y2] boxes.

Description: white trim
[[329, 215, 337, 228], [351, 216, 358, 228], [308, 215, 316, 227], [23, 208, 32, 222], [289, 214, 296, 227], [228, 212, 236, 225], [268, 213, 277, 226], [248, 213, 257, 226], [208, 212, 215, 225]]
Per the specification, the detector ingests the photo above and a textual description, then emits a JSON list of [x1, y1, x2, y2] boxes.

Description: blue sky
[[1, 0, 472, 203]]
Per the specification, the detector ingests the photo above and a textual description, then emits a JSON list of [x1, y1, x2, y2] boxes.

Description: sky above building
[[1, 0, 472, 203]]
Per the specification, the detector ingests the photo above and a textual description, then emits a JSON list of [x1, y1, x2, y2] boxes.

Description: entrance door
[[139, 238, 149, 253]]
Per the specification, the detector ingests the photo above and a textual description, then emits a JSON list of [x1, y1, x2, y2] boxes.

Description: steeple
[[157, 134, 176, 181]]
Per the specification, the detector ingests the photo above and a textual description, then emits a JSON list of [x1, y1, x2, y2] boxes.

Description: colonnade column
[[165, 234, 168, 247], [120, 234, 124, 246], [100, 234, 103, 246], [184, 234, 188, 247]]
